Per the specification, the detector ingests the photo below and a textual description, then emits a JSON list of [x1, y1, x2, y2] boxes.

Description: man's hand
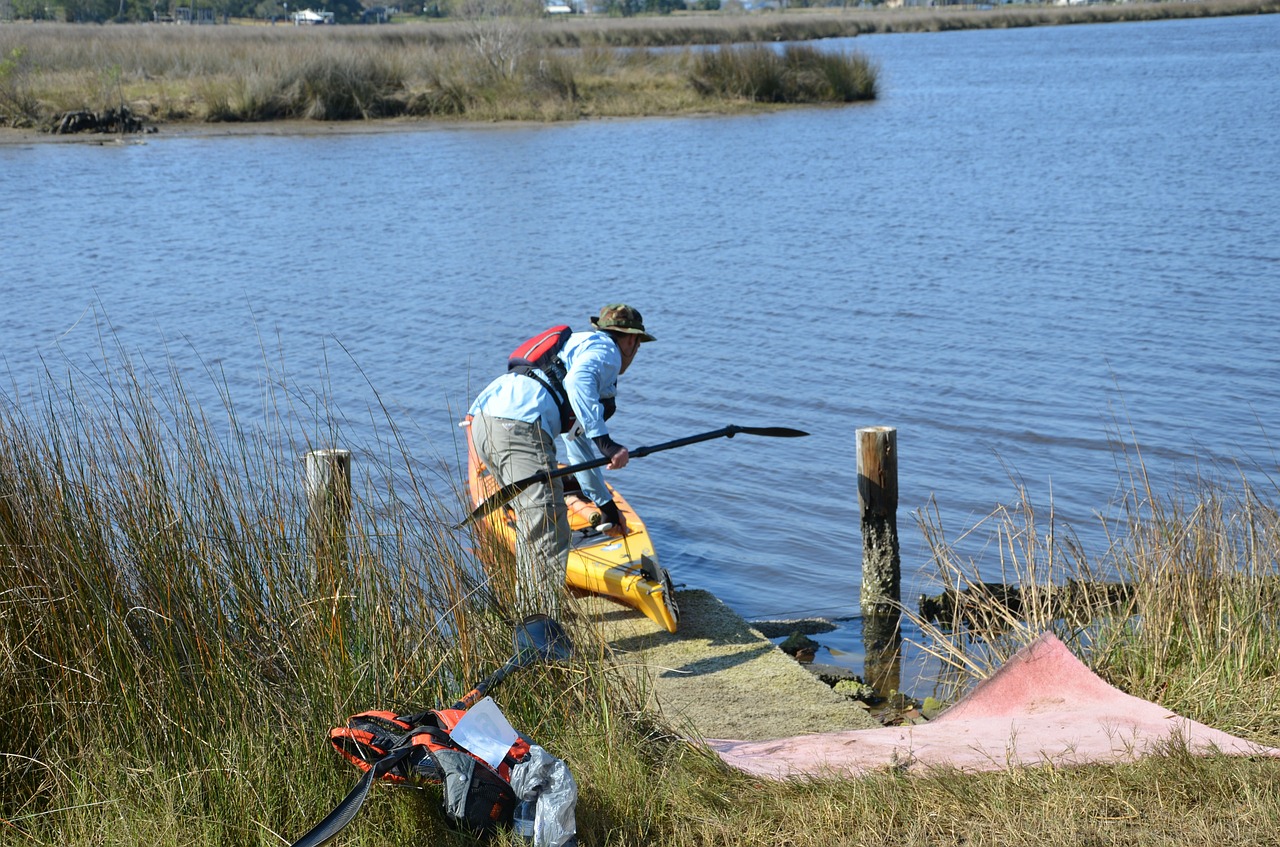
[[593, 434, 629, 469]]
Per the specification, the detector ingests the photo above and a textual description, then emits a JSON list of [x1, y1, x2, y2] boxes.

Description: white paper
[[449, 696, 519, 770]]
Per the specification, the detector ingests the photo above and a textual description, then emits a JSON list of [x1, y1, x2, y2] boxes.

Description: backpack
[[289, 707, 532, 847], [508, 325, 576, 435]]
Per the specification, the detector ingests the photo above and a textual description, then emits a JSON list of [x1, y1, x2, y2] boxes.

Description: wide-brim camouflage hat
[[590, 303, 656, 342]]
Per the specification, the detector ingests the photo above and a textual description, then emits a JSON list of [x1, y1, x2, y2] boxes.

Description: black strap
[[406, 724, 459, 751], [392, 708, 442, 731], [513, 366, 575, 435]]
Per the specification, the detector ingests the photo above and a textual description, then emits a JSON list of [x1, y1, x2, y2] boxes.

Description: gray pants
[[470, 412, 569, 618]]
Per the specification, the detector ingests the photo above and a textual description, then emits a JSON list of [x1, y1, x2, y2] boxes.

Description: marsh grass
[[654, 746, 1280, 847], [5, 347, 1280, 845], [1092, 451, 1280, 735], [0, 353, 648, 844], [692, 43, 877, 103], [0, 47, 41, 125], [0, 21, 879, 126]]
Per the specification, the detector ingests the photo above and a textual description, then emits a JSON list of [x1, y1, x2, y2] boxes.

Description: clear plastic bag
[[508, 744, 578, 847]]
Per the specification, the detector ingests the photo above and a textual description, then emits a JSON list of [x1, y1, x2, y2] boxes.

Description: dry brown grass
[[0, 23, 876, 126]]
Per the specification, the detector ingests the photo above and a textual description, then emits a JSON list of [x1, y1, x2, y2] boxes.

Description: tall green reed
[[0, 350, 628, 842]]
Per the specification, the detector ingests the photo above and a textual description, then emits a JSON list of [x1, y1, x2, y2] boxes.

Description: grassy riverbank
[[2, 0, 1277, 131], [3, 357, 1279, 845]]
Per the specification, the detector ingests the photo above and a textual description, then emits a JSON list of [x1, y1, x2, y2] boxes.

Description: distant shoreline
[[2, 0, 1275, 145], [0, 117, 507, 146]]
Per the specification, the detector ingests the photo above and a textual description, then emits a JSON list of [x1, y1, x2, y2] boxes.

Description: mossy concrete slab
[[575, 589, 880, 742]]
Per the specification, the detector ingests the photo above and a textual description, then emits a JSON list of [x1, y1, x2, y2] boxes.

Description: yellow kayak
[[466, 425, 680, 633]]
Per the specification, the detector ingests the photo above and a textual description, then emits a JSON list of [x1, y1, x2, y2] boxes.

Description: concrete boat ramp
[[575, 589, 880, 742]]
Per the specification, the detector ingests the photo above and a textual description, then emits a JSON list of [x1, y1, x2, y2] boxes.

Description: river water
[[2, 13, 1278, 693]]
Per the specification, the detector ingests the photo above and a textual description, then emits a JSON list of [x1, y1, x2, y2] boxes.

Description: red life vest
[[328, 707, 529, 785], [508, 325, 576, 435]]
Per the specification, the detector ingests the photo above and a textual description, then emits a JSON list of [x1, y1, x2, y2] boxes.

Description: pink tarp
[[706, 632, 1280, 778]]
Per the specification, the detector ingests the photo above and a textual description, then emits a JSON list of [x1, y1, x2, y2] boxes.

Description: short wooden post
[[857, 426, 900, 615], [304, 448, 352, 588]]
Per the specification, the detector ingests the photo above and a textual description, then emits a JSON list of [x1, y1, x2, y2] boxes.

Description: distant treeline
[[7, 0, 1280, 26], [529, 0, 1280, 46]]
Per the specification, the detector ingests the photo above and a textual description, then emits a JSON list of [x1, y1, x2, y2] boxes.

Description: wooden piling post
[[857, 426, 900, 615], [304, 448, 352, 588], [858, 426, 902, 694], [861, 611, 902, 697]]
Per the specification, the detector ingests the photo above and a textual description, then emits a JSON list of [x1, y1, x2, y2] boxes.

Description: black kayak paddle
[[458, 424, 808, 529]]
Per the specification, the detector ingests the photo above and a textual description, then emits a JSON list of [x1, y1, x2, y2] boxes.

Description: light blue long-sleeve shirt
[[468, 329, 621, 505]]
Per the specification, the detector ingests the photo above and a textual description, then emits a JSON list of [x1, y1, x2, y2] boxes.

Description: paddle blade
[[450, 615, 574, 710], [456, 497, 499, 530], [514, 614, 573, 665], [733, 426, 809, 438]]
